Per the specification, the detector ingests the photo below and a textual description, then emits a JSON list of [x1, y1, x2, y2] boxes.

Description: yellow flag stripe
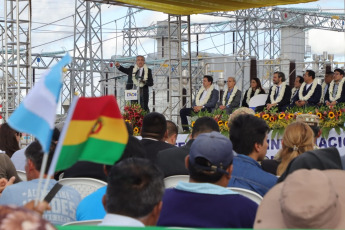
[[63, 116, 127, 145]]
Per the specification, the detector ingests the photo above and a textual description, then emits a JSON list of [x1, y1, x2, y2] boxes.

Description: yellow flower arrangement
[[288, 114, 294, 119], [255, 114, 261, 118], [328, 112, 335, 119], [133, 127, 139, 135], [269, 116, 275, 122], [191, 121, 195, 127], [262, 114, 269, 120], [317, 112, 322, 119], [225, 121, 228, 128], [278, 113, 285, 119], [338, 111, 342, 116], [218, 121, 224, 127]]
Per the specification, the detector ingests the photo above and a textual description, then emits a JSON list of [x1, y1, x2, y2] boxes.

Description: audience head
[[296, 114, 320, 139], [277, 147, 343, 183], [334, 68, 344, 82], [0, 123, 21, 158], [228, 107, 255, 130], [255, 169, 345, 229], [165, 120, 178, 145], [251, 77, 263, 91], [202, 75, 213, 89], [25, 141, 56, 180], [141, 112, 167, 141], [230, 114, 269, 160], [277, 122, 314, 176], [0, 205, 56, 230], [104, 158, 164, 226], [136, 55, 145, 68], [227, 77, 236, 89], [187, 132, 233, 185], [191, 117, 219, 139]]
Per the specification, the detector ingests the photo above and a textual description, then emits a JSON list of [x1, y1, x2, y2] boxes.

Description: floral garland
[[329, 77, 345, 102], [195, 84, 214, 106], [291, 87, 297, 100], [222, 86, 238, 106], [246, 88, 260, 105], [270, 82, 287, 104], [320, 82, 327, 103], [298, 78, 318, 101], [132, 64, 148, 87]]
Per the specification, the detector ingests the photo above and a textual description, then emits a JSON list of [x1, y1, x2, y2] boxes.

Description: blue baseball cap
[[189, 131, 233, 174]]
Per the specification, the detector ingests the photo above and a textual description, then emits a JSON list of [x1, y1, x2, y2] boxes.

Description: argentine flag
[[8, 54, 71, 153]]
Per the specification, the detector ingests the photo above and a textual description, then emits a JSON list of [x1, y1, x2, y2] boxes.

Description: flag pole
[[35, 153, 49, 205]]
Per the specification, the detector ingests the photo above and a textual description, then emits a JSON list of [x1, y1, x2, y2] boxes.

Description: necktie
[[274, 86, 280, 100]]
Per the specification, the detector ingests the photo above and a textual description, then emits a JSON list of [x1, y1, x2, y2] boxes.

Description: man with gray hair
[[218, 77, 241, 114], [101, 158, 164, 227]]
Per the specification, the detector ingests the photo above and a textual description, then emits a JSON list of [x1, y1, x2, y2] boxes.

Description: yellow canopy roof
[[108, 0, 317, 15]]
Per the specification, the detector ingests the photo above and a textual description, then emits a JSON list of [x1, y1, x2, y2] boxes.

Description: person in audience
[[140, 112, 175, 162], [0, 154, 21, 184], [277, 147, 343, 183], [156, 117, 220, 177], [100, 158, 164, 227], [0, 123, 21, 158], [295, 70, 321, 107], [0, 141, 81, 225], [255, 169, 345, 229], [157, 132, 258, 228], [12, 128, 60, 171], [263, 71, 291, 112], [180, 75, 219, 131], [218, 77, 241, 114], [325, 68, 345, 106], [296, 114, 321, 148], [228, 114, 277, 196], [319, 71, 334, 105], [290, 75, 304, 106], [165, 120, 178, 145], [242, 77, 265, 107], [0, 205, 56, 230], [276, 122, 314, 176], [76, 136, 147, 221]]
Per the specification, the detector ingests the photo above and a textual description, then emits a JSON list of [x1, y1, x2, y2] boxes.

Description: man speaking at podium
[[115, 55, 153, 112]]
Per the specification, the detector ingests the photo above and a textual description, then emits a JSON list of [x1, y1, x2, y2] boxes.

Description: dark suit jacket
[[192, 88, 219, 111], [118, 65, 153, 90], [297, 83, 321, 106], [290, 88, 300, 105], [242, 88, 266, 107], [156, 140, 193, 177], [265, 84, 292, 111], [324, 82, 345, 104], [140, 138, 176, 162], [222, 89, 242, 114]]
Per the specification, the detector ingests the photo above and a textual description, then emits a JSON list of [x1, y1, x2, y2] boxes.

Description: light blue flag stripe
[[8, 53, 71, 152]]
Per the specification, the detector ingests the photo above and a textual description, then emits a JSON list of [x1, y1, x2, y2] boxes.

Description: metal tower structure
[[68, 0, 104, 108], [122, 8, 138, 57], [0, 0, 31, 120]]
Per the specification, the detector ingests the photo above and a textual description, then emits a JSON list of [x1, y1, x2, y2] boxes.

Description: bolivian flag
[[48, 96, 128, 173]]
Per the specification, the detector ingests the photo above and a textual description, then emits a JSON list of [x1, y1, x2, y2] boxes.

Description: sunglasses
[[16, 132, 22, 137]]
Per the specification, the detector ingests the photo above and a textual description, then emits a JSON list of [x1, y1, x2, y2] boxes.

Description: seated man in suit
[[319, 71, 334, 105], [324, 68, 345, 106], [290, 75, 304, 106], [180, 75, 219, 131], [264, 71, 291, 112], [218, 77, 241, 114], [295, 70, 321, 107]]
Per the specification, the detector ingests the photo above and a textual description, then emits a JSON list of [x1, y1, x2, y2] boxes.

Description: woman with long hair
[[0, 123, 21, 158], [276, 122, 314, 176], [242, 77, 266, 107]]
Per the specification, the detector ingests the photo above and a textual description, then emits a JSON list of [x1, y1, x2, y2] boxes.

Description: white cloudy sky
[[23, 0, 345, 62]]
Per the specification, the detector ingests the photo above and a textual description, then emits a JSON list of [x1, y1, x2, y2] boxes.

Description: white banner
[[174, 129, 345, 159], [125, 90, 138, 101]]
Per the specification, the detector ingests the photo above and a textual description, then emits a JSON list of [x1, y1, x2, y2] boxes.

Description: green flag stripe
[[55, 138, 126, 172]]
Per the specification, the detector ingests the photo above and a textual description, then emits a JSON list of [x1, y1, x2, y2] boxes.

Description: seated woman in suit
[[242, 77, 266, 107]]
